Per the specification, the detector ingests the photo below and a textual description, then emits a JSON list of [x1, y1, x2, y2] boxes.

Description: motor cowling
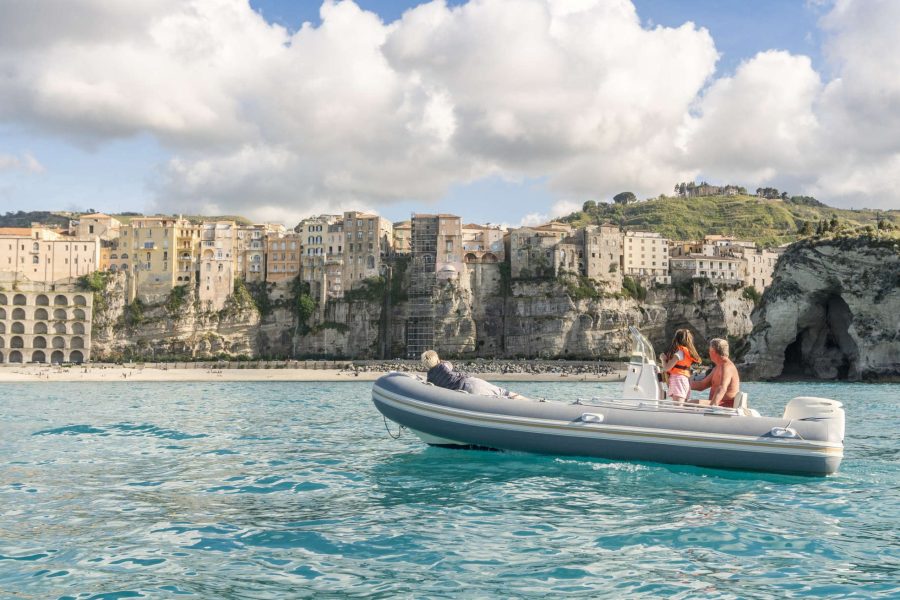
[[783, 396, 845, 443]]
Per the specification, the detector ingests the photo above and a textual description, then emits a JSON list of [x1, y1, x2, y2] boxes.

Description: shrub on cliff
[[344, 276, 385, 302], [742, 286, 762, 306], [165, 285, 190, 315], [622, 276, 647, 301], [560, 275, 601, 300], [77, 271, 110, 316]]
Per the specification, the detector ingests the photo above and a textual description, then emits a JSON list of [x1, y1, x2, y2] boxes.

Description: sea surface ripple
[[0, 380, 897, 598]]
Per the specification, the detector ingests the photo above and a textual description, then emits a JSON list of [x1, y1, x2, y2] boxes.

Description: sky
[[1, 0, 898, 228]]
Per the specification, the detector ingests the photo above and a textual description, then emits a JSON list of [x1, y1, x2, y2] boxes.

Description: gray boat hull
[[372, 373, 844, 476]]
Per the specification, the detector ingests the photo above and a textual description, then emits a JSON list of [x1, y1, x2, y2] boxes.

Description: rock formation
[[88, 264, 760, 363], [741, 236, 900, 381]]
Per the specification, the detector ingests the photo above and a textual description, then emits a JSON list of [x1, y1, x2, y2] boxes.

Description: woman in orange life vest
[[658, 329, 701, 405]]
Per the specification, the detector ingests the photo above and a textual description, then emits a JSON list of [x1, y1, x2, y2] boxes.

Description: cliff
[[90, 274, 291, 361], [88, 266, 757, 363], [741, 235, 900, 381]]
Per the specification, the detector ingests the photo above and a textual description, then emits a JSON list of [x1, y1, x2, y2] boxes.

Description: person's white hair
[[421, 350, 440, 369], [709, 338, 730, 359]]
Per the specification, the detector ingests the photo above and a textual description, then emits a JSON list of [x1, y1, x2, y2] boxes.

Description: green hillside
[[562, 195, 900, 246], [0, 210, 73, 229]]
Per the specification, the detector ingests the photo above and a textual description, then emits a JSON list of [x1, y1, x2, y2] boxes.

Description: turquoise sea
[[0, 380, 897, 598]]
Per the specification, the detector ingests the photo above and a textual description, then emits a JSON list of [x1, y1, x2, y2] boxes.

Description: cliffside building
[[116, 216, 200, 303], [341, 211, 393, 289], [584, 224, 624, 287], [0, 226, 100, 284], [507, 222, 573, 279], [236, 223, 281, 283], [669, 254, 747, 284], [462, 223, 504, 265], [298, 215, 341, 302], [265, 232, 301, 302], [198, 221, 238, 311], [623, 231, 670, 284]]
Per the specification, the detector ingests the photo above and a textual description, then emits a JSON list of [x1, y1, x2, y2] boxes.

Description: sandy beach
[[0, 364, 626, 383]]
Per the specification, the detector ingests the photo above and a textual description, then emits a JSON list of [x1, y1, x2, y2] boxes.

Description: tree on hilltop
[[613, 191, 636, 205]]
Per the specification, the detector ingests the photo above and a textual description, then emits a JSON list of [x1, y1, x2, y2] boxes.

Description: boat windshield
[[628, 326, 657, 366]]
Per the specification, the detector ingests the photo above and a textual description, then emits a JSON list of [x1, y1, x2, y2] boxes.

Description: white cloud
[[550, 200, 581, 218], [0, 152, 45, 174], [0, 0, 897, 219], [680, 0, 900, 209]]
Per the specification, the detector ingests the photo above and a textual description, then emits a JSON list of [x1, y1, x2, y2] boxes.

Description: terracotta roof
[[0, 227, 34, 236]]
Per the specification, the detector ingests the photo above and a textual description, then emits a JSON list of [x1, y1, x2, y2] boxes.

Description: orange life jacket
[[668, 344, 697, 377]]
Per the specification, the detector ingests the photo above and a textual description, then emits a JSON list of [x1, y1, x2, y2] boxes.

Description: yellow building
[[236, 224, 283, 283], [118, 216, 200, 303]]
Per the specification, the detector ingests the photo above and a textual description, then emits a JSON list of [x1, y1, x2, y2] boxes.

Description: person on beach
[[658, 329, 701, 404], [690, 338, 741, 408], [421, 351, 522, 399]]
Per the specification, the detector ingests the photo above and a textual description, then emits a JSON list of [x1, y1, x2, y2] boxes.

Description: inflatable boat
[[371, 328, 845, 475]]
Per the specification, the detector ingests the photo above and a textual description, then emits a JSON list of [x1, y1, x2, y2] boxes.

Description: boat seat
[[734, 392, 749, 410]]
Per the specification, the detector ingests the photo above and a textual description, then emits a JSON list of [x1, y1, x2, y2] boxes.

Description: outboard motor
[[783, 396, 846, 444], [622, 326, 665, 402]]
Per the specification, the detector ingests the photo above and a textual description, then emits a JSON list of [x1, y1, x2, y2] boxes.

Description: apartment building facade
[[623, 231, 670, 284], [115, 217, 200, 302], [0, 227, 100, 284], [198, 221, 238, 311], [0, 288, 93, 364], [341, 211, 393, 287]]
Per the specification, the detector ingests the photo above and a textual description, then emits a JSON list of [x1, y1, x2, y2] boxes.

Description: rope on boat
[[383, 415, 405, 439]]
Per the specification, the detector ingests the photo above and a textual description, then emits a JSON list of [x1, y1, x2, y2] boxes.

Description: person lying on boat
[[420, 351, 523, 399], [690, 338, 741, 408]]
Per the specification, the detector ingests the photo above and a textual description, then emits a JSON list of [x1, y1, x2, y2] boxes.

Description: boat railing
[[574, 396, 745, 416]]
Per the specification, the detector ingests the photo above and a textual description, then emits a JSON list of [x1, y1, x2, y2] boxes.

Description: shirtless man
[[690, 338, 740, 408]]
